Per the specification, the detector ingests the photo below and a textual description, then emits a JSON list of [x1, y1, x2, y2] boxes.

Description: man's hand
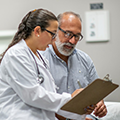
[[93, 100, 107, 118]]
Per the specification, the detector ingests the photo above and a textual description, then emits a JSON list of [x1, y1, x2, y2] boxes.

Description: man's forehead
[[60, 14, 81, 28], [61, 14, 80, 23], [62, 14, 75, 20]]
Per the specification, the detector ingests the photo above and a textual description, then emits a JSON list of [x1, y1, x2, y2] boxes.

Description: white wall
[[0, 0, 120, 102]]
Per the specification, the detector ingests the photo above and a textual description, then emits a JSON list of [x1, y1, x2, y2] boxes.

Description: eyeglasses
[[58, 27, 83, 41], [42, 28, 57, 40]]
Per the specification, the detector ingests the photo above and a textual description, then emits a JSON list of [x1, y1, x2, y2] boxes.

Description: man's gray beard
[[55, 37, 76, 56]]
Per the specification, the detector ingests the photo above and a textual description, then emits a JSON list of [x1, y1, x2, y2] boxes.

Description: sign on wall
[[85, 10, 110, 42]]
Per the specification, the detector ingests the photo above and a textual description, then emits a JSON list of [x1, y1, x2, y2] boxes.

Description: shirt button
[[79, 71, 81, 73], [68, 86, 70, 89]]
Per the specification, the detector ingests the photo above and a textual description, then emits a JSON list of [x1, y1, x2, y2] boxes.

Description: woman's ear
[[34, 26, 41, 37]]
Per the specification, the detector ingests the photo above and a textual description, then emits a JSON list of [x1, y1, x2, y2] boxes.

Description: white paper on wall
[[85, 10, 110, 42]]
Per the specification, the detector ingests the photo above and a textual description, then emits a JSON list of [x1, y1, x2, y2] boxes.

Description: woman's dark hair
[[0, 8, 57, 63]]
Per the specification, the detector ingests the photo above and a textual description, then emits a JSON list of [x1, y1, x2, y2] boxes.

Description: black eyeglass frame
[[58, 27, 83, 41], [42, 28, 57, 40]]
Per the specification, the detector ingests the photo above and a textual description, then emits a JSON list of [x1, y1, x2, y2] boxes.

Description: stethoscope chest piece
[[38, 74, 44, 84]]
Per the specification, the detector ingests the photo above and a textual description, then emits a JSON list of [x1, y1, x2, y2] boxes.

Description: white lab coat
[[0, 40, 86, 120]]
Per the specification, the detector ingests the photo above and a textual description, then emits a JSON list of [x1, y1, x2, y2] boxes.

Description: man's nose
[[69, 36, 77, 44]]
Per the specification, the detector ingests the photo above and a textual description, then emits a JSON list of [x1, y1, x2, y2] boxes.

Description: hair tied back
[[32, 9, 36, 12]]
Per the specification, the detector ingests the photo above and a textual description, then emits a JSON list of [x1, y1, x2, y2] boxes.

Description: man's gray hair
[[57, 11, 82, 26]]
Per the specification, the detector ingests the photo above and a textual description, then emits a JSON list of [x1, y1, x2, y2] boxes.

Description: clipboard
[[61, 78, 119, 115]]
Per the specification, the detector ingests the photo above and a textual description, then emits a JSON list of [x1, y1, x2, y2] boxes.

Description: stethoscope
[[28, 48, 47, 84]]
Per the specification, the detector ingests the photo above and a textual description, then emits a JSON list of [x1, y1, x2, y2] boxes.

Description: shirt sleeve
[[77, 49, 99, 83], [57, 109, 86, 120]]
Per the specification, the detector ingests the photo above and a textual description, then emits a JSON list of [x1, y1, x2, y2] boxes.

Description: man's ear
[[34, 26, 41, 37]]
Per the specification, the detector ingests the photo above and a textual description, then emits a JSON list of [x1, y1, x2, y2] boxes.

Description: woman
[[0, 9, 94, 120]]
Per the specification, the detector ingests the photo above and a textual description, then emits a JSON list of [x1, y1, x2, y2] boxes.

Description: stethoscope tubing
[[28, 48, 47, 84]]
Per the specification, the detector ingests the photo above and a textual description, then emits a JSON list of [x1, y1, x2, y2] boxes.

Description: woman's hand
[[71, 88, 83, 97], [84, 104, 96, 114]]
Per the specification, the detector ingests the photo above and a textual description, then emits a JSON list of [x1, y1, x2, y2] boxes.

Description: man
[[41, 12, 107, 120]]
